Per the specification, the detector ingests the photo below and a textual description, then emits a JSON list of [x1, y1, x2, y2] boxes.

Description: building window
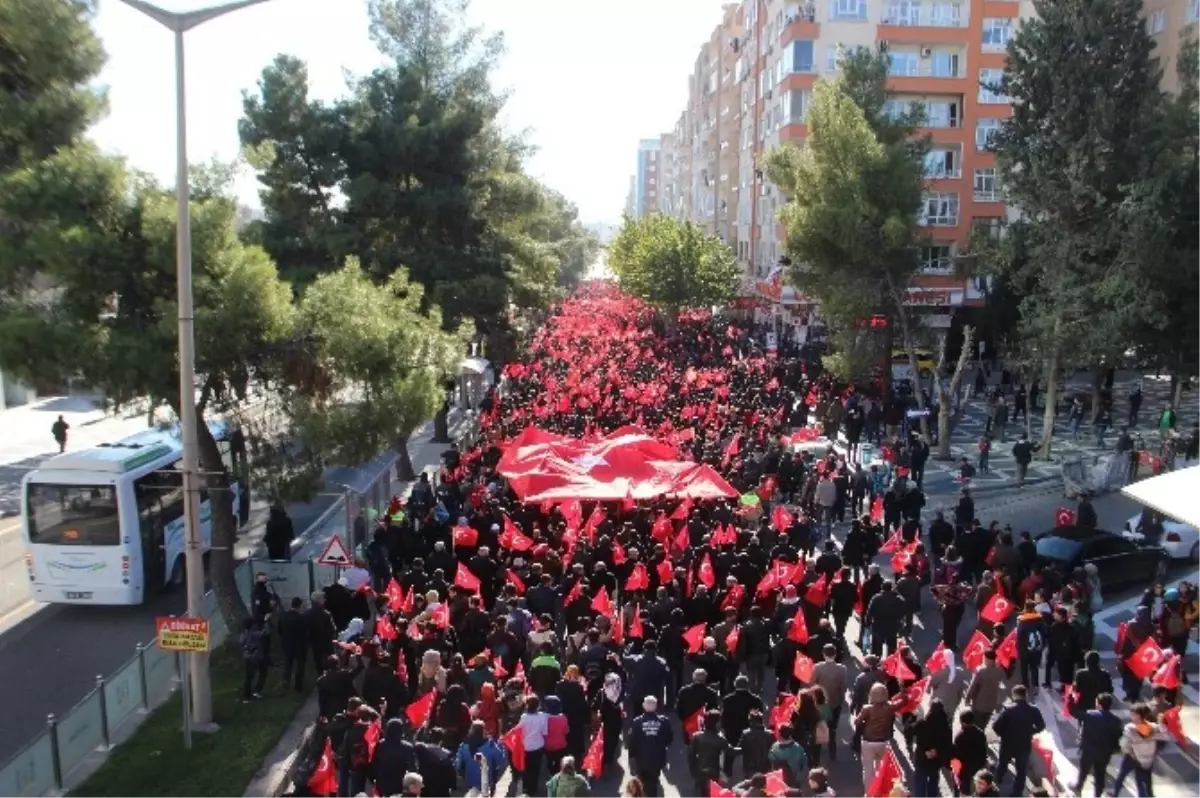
[[790, 40, 815, 72], [920, 245, 955, 274], [973, 168, 1000, 201], [1189, 0, 1199, 23], [785, 89, 811, 123], [830, 0, 866, 21], [973, 216, 1004, 239], [978, 69, 1007, 103], [886, 1, 921, 26], [826, 45, 840, 72], [975, 117, 1000, 151], [927, 2, 962, 27], [889, 51, 920, 76], [924, 148, 959, 178], [930, 52, 961, 78], [1148, 9, 1166, 34], [981, 18, 1011, 50], [919, 192, 959, 226], [922, 100, 959, 128]]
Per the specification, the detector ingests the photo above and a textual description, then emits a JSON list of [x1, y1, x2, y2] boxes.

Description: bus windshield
[[26, 484, 121, 546]]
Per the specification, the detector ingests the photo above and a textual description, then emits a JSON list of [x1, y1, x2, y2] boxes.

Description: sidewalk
[[0, 394, 159, 518]]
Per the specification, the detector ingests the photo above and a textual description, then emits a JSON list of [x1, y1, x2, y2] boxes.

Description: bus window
[[133, 470, 185, 538], [26, 484, 121, 546]]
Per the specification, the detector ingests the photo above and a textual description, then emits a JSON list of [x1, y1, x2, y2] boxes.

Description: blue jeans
[[995, 745, 1030, 797], [1111, 754, 1155, 796]]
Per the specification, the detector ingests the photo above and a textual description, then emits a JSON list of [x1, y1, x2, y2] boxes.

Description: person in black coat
[[829, 568, 858, 642], [372, 718, 418, 796], [264, 505, 295, 560], [305, 592, 338, 677], [277, 597, 309, 692], [555, 672, 590, 761], [1071, 651, 1115, 721], [865, 580, 907, 658], [912, 699, 953, 796], [991, 685, 1046, 796], [1074, 693, 1124, 798], [414, 733, 457, 797], [720, 676, 765, 776], [677, 669, 721, 740], [952, 709, 989, 797]]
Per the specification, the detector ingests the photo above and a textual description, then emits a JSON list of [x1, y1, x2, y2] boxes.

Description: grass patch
[[72, 643, 306, 797]]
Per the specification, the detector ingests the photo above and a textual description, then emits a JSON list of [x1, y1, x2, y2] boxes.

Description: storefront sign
[[905, 289, 964, 307]]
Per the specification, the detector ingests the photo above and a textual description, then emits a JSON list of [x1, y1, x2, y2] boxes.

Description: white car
[[1124, 512, 1200, 561]]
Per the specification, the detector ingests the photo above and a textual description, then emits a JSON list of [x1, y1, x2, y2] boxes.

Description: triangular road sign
[[317, 536, 352, 567]]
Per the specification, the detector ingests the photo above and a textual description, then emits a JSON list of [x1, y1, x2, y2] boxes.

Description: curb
[[244, 691, 320, 797]]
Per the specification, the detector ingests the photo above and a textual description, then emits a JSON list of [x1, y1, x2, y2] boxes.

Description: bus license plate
[[65, 591, 92, 600]]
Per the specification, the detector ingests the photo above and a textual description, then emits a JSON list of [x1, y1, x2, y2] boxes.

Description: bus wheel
[[167, 557, 185, 590]]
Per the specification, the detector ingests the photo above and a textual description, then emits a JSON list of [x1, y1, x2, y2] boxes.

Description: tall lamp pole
[[117, 0, 271, 729]]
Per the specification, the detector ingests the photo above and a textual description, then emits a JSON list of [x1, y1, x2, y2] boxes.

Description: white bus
[[20, 422, 248, 605]]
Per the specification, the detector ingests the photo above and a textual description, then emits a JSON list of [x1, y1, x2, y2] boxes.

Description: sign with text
[[155, 617, 210, 652]]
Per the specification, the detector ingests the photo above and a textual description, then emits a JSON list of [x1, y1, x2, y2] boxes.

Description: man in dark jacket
[[414, 730, 457, 797], [1073, 693, 1124, 798], [954, 489, 975, 531], [624, 640, 671, 713], [677, 669, 721, 739], [305, 592, 338, 677], [896, 565, 923, 636], [1016, 601, 1049, 692], [720, 675, 765, 776], [738, 607, 772, 692], [688, 712, 730, 798], [991, 685, 1046, 796], [277, 597, 308, 692], [372, 718, 418, 796], [628, 695, 674, 797], [865, 580, 907, 657], [736, 710, 776, 781]]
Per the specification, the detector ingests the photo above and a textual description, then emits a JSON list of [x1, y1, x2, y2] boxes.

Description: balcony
[[880, 3, 967, 44]]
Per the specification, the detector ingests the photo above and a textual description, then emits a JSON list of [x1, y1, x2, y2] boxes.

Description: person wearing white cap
[[628, 695, 673, 796]]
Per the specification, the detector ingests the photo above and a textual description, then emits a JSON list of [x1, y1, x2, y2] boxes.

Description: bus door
[[133, 469, 184, 591]]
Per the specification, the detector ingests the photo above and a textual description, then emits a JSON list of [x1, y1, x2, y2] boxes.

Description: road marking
[[0, 519, 20, 538]]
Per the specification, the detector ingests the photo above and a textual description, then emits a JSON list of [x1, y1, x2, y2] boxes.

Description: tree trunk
[[935, 326, 975, 460], [394, 433, 416, 482], [196, 411, 249, 633], [880, 317, 894, 401], [432, 400, 451, 443], [146, 397, 156, 428], [1038, 351, 1062, 461], [1089, 366, 1104, 423], [1172, 373, 1184, 410]]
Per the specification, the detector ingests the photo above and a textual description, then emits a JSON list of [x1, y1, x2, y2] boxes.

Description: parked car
[[1123, 509, 1200, 561], [1034, 526, 1170, 589]]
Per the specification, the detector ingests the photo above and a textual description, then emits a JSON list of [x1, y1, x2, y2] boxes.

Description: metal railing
[[0, 461, 400, 797]]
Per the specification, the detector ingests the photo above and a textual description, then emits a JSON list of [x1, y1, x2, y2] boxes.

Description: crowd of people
[[253, 284, 1195, 798]]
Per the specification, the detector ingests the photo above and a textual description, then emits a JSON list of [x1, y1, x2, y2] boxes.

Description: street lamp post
[[117, 0, 271, 730]]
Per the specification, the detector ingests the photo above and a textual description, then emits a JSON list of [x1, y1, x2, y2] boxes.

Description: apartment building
[[643, 0, 1028, 332], [631, 139, 662, 218], [1143, 0, 1198, 93]]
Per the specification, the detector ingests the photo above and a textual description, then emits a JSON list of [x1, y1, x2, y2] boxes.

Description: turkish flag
[[375, 615, 398, 641], [629, 609, 645, 639], [870, 495, 884, 523], [804, 574, 830, 606], [683, 622, 707, 654], [430, 603, 450, 629], [500, 725, 526, 771], [673, 526, 689, 555], [793, 652, 815, 683], [1063, 683, 1078, 716], [1127, 636, 1166, 680], [406, 690, 436, 728], [964, 630, 991, 671], [384, 578, 405, 610], [652, 515, 674, 544], [454, 563, 481, 592], [610, 610, 624, 645], [1162, 705, 1190, 745], [583, 505, 606, 542], [1116, 621, 1129, 654], [879, 530, 902, 553], [625, 563, 650, 592], [709, 781, 736, 798], [499, 515, 534, 551], [683, 707, 704, 736], [726, 625, 741, 654], [787, 605, 810, 644], [980, 593, 1015, 624], [493, 657, 508, 679], [671, 498, 693, 521], [764, 770, 789, 797], [398, 584, 414, 614], [720, 584, 746, 612], [656, 558, 674, 585], [771, 504, 793, 532], [866, 746, 903, 797], [1055, 507, 1077, 527], [1151, 652, 1181, 689], [612, 538, 627, 565], [561, 500, 583, 533], [722, 433, 742, 467], [307, 738, 337, 796], [996, 630, 1018, 669], [883, 650, 917, 681], [698, 553, 717, 589], [926, 641, 948, 674], [506, 568, 527, 594], [591, 585, 614, 615], [890, 676, 929, 715], [452, 524, 478, 548], [1032, 735, 1055, 782], [564, 580, 585, 606]]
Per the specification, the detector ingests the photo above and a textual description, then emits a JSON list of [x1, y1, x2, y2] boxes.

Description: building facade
[[632, 139, 662, 218], [641, 0, 1036, 335], [1142, 0, 1198, 94]]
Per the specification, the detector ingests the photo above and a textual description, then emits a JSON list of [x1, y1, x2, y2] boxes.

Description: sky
[[88, 0, 731, 225]]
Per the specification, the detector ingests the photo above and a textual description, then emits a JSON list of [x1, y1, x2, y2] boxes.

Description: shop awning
[[1120, 465, 1200, 527]]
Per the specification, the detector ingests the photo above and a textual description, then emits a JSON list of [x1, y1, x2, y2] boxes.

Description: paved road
[[916, 371, 1197, 497], [0, 415, 464, 766], [487, 488, 1197, 798]]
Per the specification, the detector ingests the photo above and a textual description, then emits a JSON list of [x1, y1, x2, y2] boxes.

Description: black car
[[1033, 526, 1170, 589]]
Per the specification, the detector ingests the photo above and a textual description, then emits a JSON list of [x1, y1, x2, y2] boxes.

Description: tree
[[764, 46, 939, 412], [607, 214, 739, 319], [988, 0, 1168, 458], [290, 260, 468, 481]]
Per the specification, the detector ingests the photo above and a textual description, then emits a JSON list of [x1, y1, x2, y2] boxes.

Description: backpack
[[549, 773, 588, 797], [241, 630, 263, 662], [1165, 610, 1188, 639]]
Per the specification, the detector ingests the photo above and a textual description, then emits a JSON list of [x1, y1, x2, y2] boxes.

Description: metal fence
[[0, 455, 401, 797]]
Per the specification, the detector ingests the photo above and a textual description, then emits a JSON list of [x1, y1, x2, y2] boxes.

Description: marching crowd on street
[[240, 284, 1196, 798]]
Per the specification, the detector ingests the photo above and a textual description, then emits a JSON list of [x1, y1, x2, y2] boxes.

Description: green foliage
[[764, 45, 927, 382], [239, 0, 595, 329], [607, 214, 739, 315], [988, 0, 1166, 370]]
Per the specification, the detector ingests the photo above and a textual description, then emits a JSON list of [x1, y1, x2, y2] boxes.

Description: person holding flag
[[1111, 702, 1168, 797]]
